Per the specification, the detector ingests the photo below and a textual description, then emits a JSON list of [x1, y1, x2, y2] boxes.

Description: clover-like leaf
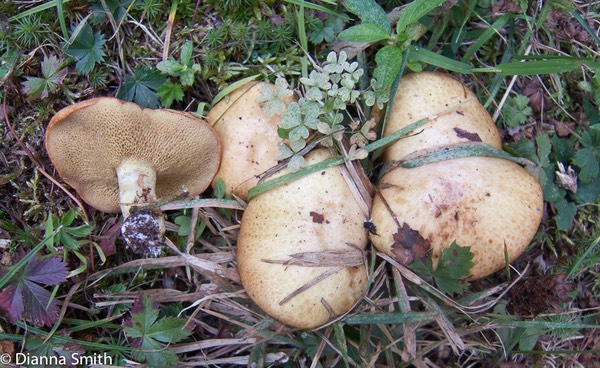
[[258, 78, 293, 116], [281, 102, 302, 129]]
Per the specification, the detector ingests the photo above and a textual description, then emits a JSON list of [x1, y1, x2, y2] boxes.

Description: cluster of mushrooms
[[45, 73, 543, 329]]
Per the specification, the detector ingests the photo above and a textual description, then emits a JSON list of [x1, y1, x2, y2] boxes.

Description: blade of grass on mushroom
[[399, 142, 545, 184], [159, 198, 244, 211], [249, 102, 472, 199], [210, 74, 260, 108]]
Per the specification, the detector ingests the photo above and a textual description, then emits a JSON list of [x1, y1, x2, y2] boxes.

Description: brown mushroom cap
[[237, 149, 368, 329], [208, 82, 296, 200], [383, 71, 502, 162], [45, 97, 221, 213], [370, 156, 543, 280]]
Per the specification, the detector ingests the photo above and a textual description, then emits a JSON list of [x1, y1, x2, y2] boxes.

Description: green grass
[[0, 0, 599, 367]]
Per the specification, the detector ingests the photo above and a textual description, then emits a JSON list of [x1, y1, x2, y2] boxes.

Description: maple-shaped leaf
[[0, 254, 68, 326], [411, 241, 474, 296], [123, 296, 191, 367]]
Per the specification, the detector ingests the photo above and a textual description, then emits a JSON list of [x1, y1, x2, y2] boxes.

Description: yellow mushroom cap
[[45, 97, 221, 213], [208, 82, 296, 200], [383, 71, 502, 162], [370, 156, 543, 280], [237, 149, 368, 329]]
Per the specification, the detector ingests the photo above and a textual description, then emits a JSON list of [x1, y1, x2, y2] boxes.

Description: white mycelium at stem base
[[115, 158, 158, 217]]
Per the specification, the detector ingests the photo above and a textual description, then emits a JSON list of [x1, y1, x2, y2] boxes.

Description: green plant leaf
[[156, 81, 184, 108], [490, 56, 600, 75], [343, 0, 390, 33], [573, 148, 599, 183], [338, 23, 390, 43], [124, 296, 191, 367], [412, 241, 474, 295], [373, 46, 404, 89], [117, 67, 165, 108], [407, 45, 473, 74], [554, 199, 577, 231], [396, 0, 445, 35], [156, 60, 184, 76], [65, 21, 106, 74], [180, 41, 193, 66], [502, 94, 532, 128]]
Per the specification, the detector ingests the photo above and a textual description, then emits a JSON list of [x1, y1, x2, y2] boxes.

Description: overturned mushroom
[[237, 149, 368, 329], [45, 97, 221, 255], [208, 82, 296, 200]]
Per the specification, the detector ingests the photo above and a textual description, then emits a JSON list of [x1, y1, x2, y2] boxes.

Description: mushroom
[[382, 71, 502, 162], [236, 148, 368, 328], [371, 72, 543, 280], [45, 97, 221, 255], [208, 82, 296, 200], [371, 156, 543, 280]]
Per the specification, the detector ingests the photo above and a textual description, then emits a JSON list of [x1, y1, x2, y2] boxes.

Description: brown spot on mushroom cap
[[383, 72, 502, 162], [370, 156, 543, 280], [45, 97, 221, 213], [237, 149, 368, 329], [208, 82, 296, 200]]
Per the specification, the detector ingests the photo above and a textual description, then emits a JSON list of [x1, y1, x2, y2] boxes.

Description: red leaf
[[0, 254, 68, 326], [24, 257, 68, 285], [0, 285, 24, 323], [22, 280, 59, 327]]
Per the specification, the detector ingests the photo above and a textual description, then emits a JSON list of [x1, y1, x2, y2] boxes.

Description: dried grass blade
[[261, 249, 364, 268], [278, 267, 344, 306]]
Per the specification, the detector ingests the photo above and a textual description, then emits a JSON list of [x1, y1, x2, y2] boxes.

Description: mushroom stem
[[116, 158, 158, 217]]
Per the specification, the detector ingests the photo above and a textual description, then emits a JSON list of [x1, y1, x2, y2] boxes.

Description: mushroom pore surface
[[237, 149, 368, 329], [45, 97, 221, 213], [370, 156, 543, 280]]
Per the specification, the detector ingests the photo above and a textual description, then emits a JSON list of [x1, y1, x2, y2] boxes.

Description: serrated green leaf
[[554, 199, 577, 231], [179, 68, 195, 87], [343, 0, 390, 32], [65, 21, 106, 75], [433, 242, 474, 295], [541, 164, 566, 202], [174, 215, 191, 236], [396, 0, 445, 35], [413, 241, 474, 295], [146, 317, 190, 344], [156, 60, 184, 75], [573, 148, 599, 183], [21, 55, 67, 99], [157, 81, 184, 108], [502, 94, 532, 128], [373, 45, 404, 89], [338, 23, 389, 43], [552, 135, 575, 163], [574, 176, 600, 204], [180, 41, 193, 65], [535, 133, 552, 167], [117, 67, 165, 108]]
